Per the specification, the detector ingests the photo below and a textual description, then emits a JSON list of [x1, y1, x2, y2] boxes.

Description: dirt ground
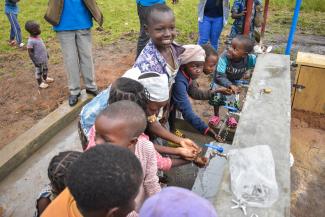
[[0, 40, 135, 149]]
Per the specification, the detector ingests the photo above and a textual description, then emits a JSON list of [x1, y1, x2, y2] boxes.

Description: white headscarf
[[122, 68, 169, 102]]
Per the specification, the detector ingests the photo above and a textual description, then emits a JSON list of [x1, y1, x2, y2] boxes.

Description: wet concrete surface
[[0, 120, 81, 217]]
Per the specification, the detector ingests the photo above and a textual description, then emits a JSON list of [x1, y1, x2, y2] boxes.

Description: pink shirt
[[86, 126, 161, 213], [87, 126, 172, 171]]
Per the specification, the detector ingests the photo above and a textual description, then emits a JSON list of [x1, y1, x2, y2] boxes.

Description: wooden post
[[243, 0, 254, 35]]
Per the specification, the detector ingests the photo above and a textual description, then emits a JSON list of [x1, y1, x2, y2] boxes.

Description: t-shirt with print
[[27, 37, 48, 65], [213, 51, 256, 87]]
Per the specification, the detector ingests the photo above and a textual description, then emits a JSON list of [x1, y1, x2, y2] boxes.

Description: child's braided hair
[[108, 77, 149, 112], [47, 151, 82, 195]]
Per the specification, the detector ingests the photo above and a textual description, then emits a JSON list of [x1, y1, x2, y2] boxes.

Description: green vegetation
[[0, 0, 324, 54]]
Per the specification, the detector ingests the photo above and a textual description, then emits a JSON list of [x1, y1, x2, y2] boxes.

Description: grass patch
[[0, 0, 324, 55]]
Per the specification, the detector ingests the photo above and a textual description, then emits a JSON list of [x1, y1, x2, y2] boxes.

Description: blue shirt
[[54, 0, 93, 31], [172, 71, 209, 134], [204, 0, 223, 18], [5, 0, 19, 14], [80, 87, 110, 138], [136, 0, 165, 6]]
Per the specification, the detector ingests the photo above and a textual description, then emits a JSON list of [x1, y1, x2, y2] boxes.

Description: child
[[25, 20, 54, 89], [201, 44, 219, 75], [171, 45, 231, 140], [229, 0, 262, 41], [210, 35, 256, 126], [139, 187, 218, 217], [87, 100, 161, 214], [34, 151, 82, 217], [5, 0, 24, 47], [41, 144, 143, 217], [197, 0, 229, 51], [134, 4, 183, 89]]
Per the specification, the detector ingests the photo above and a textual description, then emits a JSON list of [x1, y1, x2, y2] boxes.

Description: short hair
[[99, 100, 147, 138], [25, 20, 40, 35], [109, 77, 149, 112], [66, 144, 143, 214], [47, 151, 82, 195], [146, 4, 174, 24], [201, 44, 218, 59], [234, 35, 255, 53]]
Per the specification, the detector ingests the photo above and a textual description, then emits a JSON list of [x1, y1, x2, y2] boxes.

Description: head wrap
[[122, 68, 169, 102], [179, 44, 206, 65], [139, 187, 218, 217]]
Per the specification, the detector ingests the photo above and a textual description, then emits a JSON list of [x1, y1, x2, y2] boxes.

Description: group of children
[[22, 3, 259, 217]]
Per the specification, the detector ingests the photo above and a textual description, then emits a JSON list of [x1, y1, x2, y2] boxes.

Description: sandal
[[227, 117, 238, 128], [209, 116, 220, 127]]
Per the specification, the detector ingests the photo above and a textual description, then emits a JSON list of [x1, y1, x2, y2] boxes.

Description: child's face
[[95, 116, 136, 150], [146, 100, 168, 116], [145, 11, 176, 49], [226, 38, 247, 60], [184, 61, 204, 80], [203, 54, 218, 75]]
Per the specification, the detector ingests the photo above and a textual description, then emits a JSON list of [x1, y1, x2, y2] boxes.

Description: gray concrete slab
[[0, 120, 81, 217], [214, 54, 291, 216]]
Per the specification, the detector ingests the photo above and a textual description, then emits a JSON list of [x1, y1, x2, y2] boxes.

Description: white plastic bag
[[228, 145, 279, 207]]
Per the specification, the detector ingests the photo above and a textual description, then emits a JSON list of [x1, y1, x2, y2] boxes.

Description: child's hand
[[179, 138, 201, 153], [230, 85, 240, 94], [193, 156, 208, 168], [213, 87, 232, 95], [177, 147, 198, 160], [239, 10, 247, 16]]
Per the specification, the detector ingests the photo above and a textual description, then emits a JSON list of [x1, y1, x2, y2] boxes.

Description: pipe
[[260, 0, 270, 39], [243, 0, 254, 35], [285, 0, 302, 55]]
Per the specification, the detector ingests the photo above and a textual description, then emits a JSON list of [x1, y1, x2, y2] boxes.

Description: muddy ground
[[0, 33, 324, 216]]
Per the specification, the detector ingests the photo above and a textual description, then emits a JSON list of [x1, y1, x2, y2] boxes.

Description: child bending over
[[229, 0, 262, 40], [41, 144, 143, 217], [171, 45, 231, 140], [87, 100, 161, 214], [210, 35, 256, 126], [34, 151, 81, 217], [25, 20, 54, 89]]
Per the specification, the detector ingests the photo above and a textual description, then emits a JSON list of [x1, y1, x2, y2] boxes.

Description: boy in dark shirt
[[25, 20, 54, 89]]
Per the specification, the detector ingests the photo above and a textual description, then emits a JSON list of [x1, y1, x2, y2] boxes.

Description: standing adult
[[5, 0, 24, 47], [44, 0, 103, 106], [136, 0, 166, 58], [197, 0, 229, 51]]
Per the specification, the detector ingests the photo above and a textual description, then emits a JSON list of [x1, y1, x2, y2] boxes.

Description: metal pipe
[[285, 0, 302, 55], [243, 0, 254, 35], [260, 0, 270, 39]]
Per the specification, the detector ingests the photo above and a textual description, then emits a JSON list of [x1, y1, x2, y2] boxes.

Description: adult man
[[45, 0, 103, 106]]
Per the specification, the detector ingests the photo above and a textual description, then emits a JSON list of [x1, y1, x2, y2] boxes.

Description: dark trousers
[[136, 3, 150, 58]]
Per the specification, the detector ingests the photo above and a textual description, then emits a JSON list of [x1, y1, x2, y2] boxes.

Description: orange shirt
[[41, 188, 83, 217]]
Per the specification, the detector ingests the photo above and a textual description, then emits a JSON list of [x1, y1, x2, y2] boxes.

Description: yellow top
[[41, 188, 83, 217], [296, 52, 325, 68]]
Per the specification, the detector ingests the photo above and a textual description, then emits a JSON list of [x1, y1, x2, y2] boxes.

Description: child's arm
[[188, 80, 212, 100], [27, 48, 39, 67], [172, 78, 210, 135], [142, 140, 161, 197], [36, 197, 51, 216]]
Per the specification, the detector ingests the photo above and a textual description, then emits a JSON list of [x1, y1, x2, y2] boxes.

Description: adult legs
[[6, 13, 22, 44], [76, 29, 97, 92], [198, 16, 212, 46], [210, 16, 224, 51], [136, 4, 150, 58], [57, 31, 81, 96]]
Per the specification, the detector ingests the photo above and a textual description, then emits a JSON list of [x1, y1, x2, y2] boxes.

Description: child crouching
[[210, 35, 256, 127], [25, 20, 54, 89]]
